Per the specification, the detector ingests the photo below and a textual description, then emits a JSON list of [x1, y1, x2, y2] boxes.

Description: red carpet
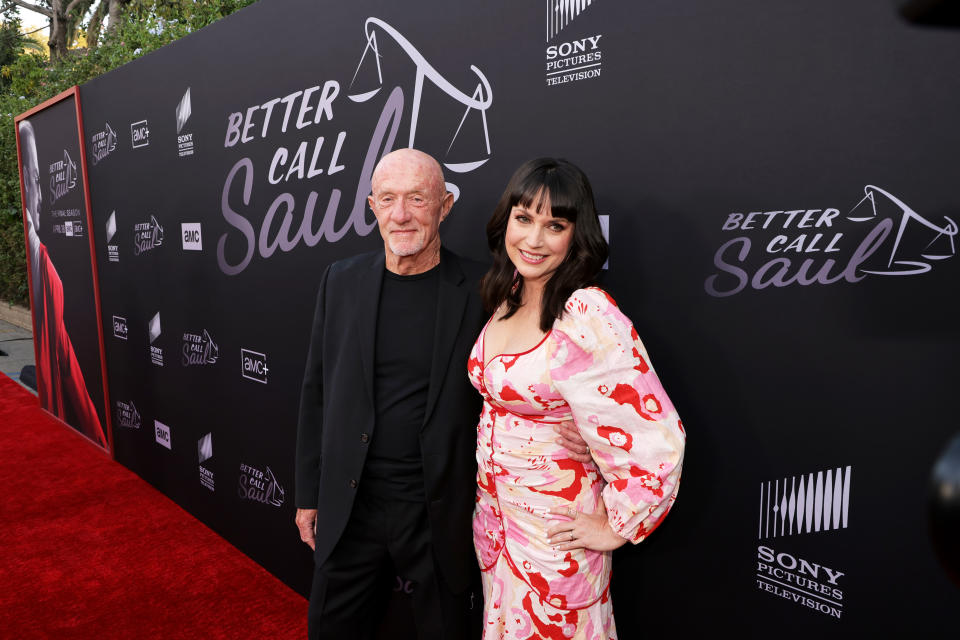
[[0, 374, 307, 639]]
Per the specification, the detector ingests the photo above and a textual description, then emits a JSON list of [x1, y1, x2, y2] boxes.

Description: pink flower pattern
[[468, 288, 685, 639]]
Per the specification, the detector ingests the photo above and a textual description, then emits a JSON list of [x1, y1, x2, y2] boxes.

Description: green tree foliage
[[0, 0, 257, 305]]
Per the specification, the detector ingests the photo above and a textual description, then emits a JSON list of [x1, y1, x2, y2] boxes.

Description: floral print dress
[[468, 288, 685, 640]]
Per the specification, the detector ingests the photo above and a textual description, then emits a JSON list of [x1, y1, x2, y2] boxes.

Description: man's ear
[[439, 191, 454, 222]]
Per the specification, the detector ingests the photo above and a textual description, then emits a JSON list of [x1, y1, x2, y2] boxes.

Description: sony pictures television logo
[[112, 314, 128, 340], [48, 150, 77, 204], [755, 465, 851, 620], [91, 122, 117, 164], [106, 210, 119, 262], [758, 466, 850, 539], [149, 312, 163, 366], [198, 433, 214, 492], [154, 420, 171, 449], [238, 463, 284, 507], [545, 1, 603, 87], [182, 329, 219, 366], [176, 87, 195, 157], [241, 348, 268, 384], [115, 400, 140, 429], [131, 120, 150, 148], [133, 215, 164, 255]]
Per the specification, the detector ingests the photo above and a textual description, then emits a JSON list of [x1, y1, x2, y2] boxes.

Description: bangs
[[513, 163, 583, 223]]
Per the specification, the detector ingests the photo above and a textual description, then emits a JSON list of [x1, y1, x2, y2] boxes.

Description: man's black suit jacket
[[296, 247, 487, 593]]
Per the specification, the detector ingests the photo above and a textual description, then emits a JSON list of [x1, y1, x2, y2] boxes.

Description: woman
[[468, 158, 685, 639]]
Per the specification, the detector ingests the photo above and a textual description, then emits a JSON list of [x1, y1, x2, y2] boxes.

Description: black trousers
[[308, 490, 477, 640]]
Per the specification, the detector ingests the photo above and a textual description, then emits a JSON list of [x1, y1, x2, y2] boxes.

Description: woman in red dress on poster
[[19, 119, 106, 448]]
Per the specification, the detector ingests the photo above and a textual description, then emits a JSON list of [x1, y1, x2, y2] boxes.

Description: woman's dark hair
[[480, 157, 608, 332]]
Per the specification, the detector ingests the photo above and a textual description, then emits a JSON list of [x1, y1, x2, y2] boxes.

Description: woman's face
[[504, 192, 575, 288]]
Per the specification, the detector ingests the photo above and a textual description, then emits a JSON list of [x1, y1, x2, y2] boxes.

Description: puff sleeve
[[548, 288, 685, 543]]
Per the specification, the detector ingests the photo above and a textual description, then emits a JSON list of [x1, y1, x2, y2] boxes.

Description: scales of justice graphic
[[346, 17, 493, 193], [847, 185, 957, 275]]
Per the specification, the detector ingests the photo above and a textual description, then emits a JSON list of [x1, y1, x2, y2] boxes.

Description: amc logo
[[241, 348, 268, 384], [154, 420, 171, 450], [181, 222, 202, 251], [131, 120, 150, 148], [112, 315, 128, 340]]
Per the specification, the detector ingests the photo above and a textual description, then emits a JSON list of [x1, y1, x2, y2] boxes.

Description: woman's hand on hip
[[546, 505, 628, 552]]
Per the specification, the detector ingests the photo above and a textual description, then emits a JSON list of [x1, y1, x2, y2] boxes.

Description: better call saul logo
[[134, 215, 164, 255], [216, 17, 492, 276], [48, 150, 77, 204], [705, 185, 957, 297], [182, 329, 219, 366], [115, 400, 140, 429], [91, 122, 117, 164], [238, 463, 284, 507]]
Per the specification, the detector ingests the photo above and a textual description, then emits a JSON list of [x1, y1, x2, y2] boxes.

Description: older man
[[295, 149, 587, 639]]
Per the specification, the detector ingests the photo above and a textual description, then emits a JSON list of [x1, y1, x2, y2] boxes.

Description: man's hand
[[296, 508, 318, 550], [554, 421, 592, 464]]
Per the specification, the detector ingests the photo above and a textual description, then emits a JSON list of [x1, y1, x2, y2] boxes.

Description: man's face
[[368, 154, 452, 259], [22, 134, 41, 230]]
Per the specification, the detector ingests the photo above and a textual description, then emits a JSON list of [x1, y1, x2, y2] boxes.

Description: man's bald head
[[371, 148, 447, 200], [19, 119, 41, 231]]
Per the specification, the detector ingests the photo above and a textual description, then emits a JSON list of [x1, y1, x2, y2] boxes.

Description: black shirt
[[361, 263, 440, 501]]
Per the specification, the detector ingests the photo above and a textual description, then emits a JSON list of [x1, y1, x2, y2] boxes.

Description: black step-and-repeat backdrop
[[44, 0, 959, 635], [15, 89, 110, 451]]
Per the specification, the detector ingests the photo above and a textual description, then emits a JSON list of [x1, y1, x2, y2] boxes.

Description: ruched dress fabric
[[469, 288, 685, 640]]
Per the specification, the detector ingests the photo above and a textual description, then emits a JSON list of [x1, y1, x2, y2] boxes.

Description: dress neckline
[[480, 316, 552, 370]]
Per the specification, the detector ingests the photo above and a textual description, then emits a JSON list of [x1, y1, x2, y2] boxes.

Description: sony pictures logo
[[91, 122, 117, 164], [241, 348, 268, 384], [134, 215, 164, 255], [112, 315, 128, 340], [106, 210, 119, 262], [238, 463, 284, 507], [545, 1, 603, 87], [115, 400, 140, 429], [131, 120, 150, 148], [758, 466, 850, 539], [182, 329, 219, 366], [755, 465, 851, 620], [154, 419, 171, 449], [149, 312, 163, 366], [198, 433, 214, 492], [176, 87, 195, 157]]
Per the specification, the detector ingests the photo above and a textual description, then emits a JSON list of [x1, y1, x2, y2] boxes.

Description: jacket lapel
[[356, 252, 385, 406], [423, 249, 469, 428]]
